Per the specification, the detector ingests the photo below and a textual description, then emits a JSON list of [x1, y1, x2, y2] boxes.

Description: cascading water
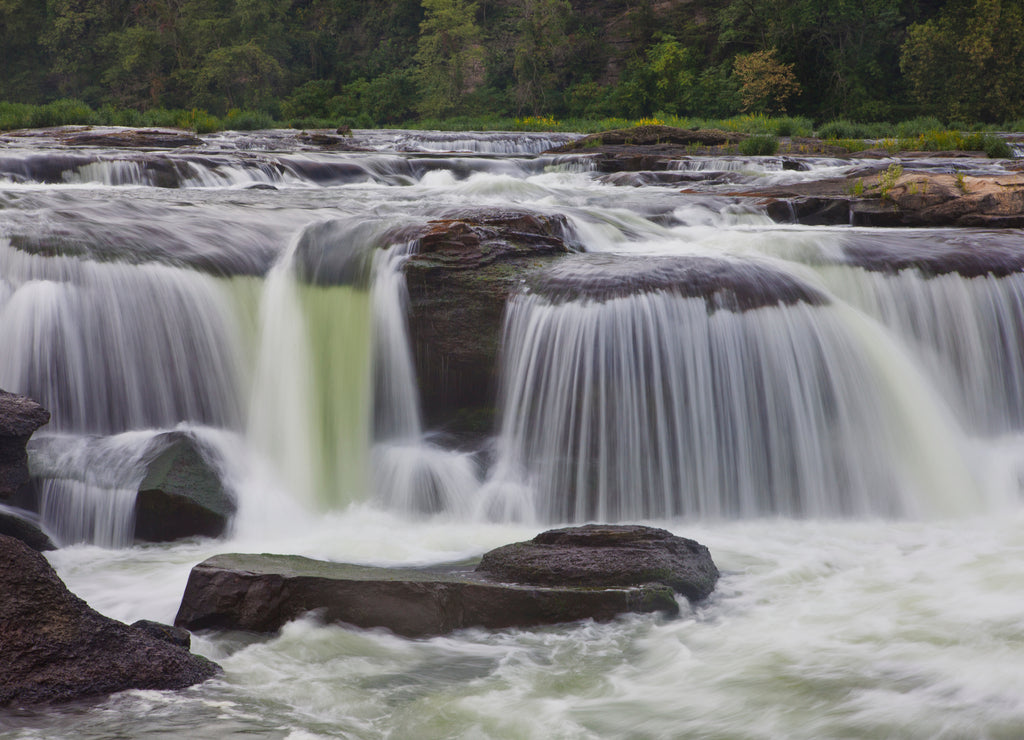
[[3, 129, 1024, 739], [482, 254, 979, 522]]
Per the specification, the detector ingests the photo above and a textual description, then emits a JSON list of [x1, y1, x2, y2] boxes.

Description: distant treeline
[[1, 0, 1022, 126]]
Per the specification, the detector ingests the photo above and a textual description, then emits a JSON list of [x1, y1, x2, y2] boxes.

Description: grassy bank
[[1, 100, 1019, 158]]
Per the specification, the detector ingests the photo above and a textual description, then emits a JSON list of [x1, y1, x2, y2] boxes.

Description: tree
[[901, 0, 1024, 121], [733, 48, 800, 113], [512, 0, 570, 115], [414, 0, 484, 117]]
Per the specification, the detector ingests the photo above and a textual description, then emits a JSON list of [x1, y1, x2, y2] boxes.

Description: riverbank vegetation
[[1, 0, 1023, 135]]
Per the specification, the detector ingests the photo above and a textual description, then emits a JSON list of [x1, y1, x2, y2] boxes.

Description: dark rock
[[0, 505, 56, 551], [134, 431, 235, 542], [0, 535, 219, 707], [477, 524, 719, 603], [402, 208, 575, 437], [131, 619, 192, 649], [526, 253, 828, 311], [0, 390, 50, 501], [174, 551, 679, 638], [58, 129, 203, 149], [549, 126, 742, 152]]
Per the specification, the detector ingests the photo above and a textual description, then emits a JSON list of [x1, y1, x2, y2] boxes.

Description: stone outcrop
[[0, 390, 50, 501], [58, 128, 203, 149], [134, 431, 235, 542], [0, 535, 219, 707], [547, 126, 747, 173], [402, 208, 575, 438], [175, 525, 716, 638], [751, 170, 1024, 228], [477, 524, 719, 602]]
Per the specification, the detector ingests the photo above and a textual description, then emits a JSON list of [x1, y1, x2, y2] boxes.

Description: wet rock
[[750, 170, 1024, 228], [477, 524, 719, 602], [550, 126, 741, 152], [58, 129, 203, 149], [402, 208, 575, 437], [0, 535, 219, 707], [175, 550, 682, 638], [0, 505, 55, 551], [527, 253, 828, 311], [0, 390, 50, 501], [131, 619, 192, 649], [134, 431, 235, 542]]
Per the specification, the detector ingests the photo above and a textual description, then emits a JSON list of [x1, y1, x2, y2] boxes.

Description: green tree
[[512, 0, 571, 114], [733, 47, 801, 113], [194, 40, 284, 112], [901, 0, 1024, 121], [414, 0, 484, 117]]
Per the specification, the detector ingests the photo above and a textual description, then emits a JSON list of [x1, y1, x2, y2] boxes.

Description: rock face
[[0, 390, 50, 501], [134, 431, 235, 542], [0, 535, 219, 707], [753, 170, 1024, 228], [175, 525, 717, 638], [402, 208, 574, 437], [477, 525, 719, 602]]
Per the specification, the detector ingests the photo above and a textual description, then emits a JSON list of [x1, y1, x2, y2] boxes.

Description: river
[[1, 128, 1023, 739]]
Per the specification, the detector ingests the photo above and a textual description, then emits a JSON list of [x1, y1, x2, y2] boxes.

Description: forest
[[1, 0, 1023, 129]]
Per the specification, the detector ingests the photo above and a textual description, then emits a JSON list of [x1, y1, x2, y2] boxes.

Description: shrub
[[177, 108, 223, 134], [773, 116, 814, 137], [739, 134, 779, 155], [895, 117, 944, 137], [224, 109, 275, 131], [29, 98, 97, 127]]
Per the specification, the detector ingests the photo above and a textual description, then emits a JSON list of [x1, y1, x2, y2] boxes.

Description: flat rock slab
[[174, 553, 680, 638]]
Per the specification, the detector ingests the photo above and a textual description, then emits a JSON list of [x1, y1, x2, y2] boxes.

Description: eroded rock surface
[[402, 208, 575, 437], [0, 535, 218, 707]]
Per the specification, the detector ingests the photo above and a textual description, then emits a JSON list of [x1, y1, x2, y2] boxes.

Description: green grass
[[738, 135, 780, 155]]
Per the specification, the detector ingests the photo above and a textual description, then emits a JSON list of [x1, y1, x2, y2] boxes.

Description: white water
[[1, 130, 1023, 738]]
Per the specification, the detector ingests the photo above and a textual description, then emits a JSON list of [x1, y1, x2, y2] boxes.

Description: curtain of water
[[485, 288, 978, 522], [822, 266, 1024, 435]]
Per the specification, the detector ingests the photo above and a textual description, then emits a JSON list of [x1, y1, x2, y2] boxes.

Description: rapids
[[1, 128, 1023, 738]]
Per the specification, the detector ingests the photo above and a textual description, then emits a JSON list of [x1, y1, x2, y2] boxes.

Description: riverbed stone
[[0, 505, 55, 551], [0, 534, 219, 707], [174, 526, 716, 637], [402, 208, 575, 438], [0, 390, 50, 502], [477, 524, 719, 602], [134, 431, 236, 542]]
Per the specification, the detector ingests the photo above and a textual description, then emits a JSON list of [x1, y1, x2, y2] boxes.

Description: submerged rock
[[402, 208, 575, 437], [0, 535, 218, 707], [174, 525, 716, 638], [477, 524, 719, 602], [134, 431, 235, 542], [0, 390, 50, 501]]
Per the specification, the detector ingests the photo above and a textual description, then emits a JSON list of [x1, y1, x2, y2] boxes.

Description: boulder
[[174, 524, 719, 638], [0, 534, 219, 707], [0, 505, 55, 551], [134, 431, 235, 542], [477, 524, 719, 602], [0, 390, 50, 501], [402, 208, 575, 437]]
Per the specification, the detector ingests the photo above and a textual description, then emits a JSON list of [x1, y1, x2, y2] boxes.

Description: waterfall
[[482, 256, 980, 522], [368, 245, 480, 516]]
